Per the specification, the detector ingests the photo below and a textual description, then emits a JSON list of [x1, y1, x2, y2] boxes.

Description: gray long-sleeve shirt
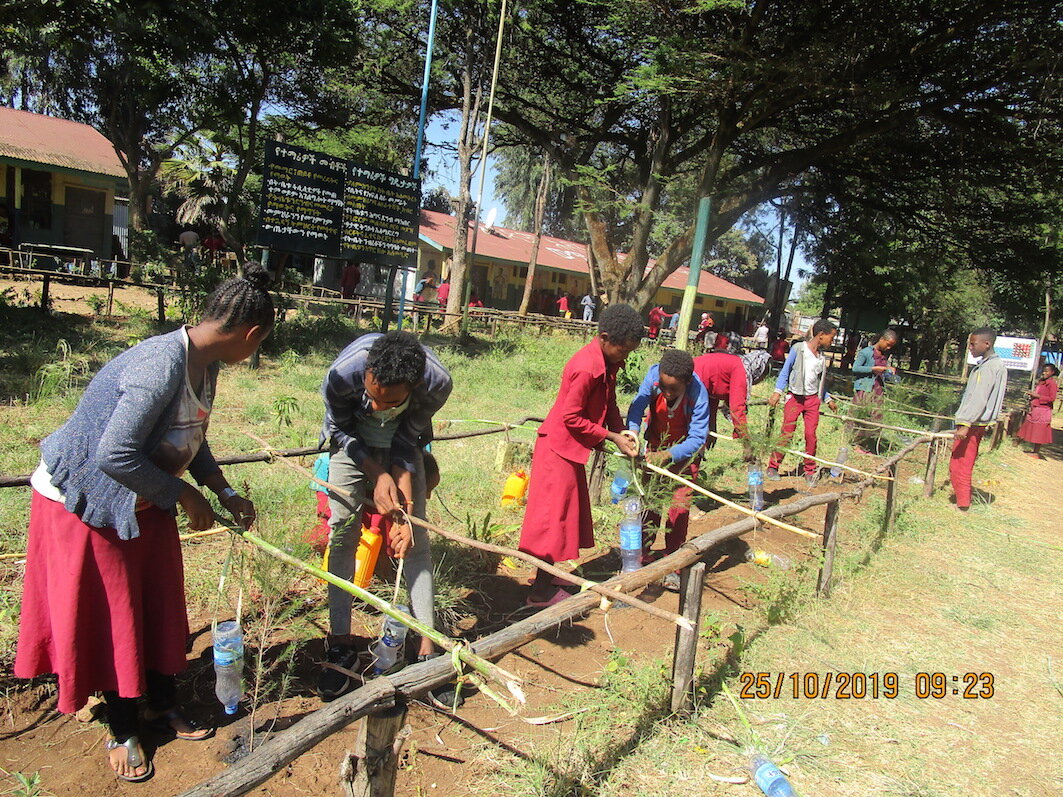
[[955, 350, 1008, 426]]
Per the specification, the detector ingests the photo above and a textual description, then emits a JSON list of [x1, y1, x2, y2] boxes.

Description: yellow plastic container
[[353, 524, 383, 588], [500, 470, 530, 507]]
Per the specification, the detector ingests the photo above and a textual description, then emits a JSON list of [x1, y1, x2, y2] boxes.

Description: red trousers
[[949, 425, 986, 509], [768, 394, 821, 476]]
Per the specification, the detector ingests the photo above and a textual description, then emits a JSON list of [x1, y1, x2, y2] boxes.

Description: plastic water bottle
[[747, 465, 765, 511], [610, 465, 631, 503], [749, 755, 796, 797], [830, 446, 849, 479], [371, 605, 410, 675], [212, 620, 244, 715], [618, 496, 643, 572], [746, 549, 793, 570]]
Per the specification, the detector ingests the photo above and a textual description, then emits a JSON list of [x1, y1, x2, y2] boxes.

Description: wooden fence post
[[40, 273, 50, 311], [923, 439, 940, 498], [156, 287, 166, 323], [588, 449, 607, 505], [882, 462, 898, 535], [817, 499, 840, 597], [106, 280, 115, 317], [991, 415, 1007, 451], [670, 561, 706, 713], [341, 705, 411, 797]]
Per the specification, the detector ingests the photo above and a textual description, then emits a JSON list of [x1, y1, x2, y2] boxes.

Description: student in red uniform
[[694, 345, 751, 442], [626, 349, 709, 586], [1018, 363, 1059, 458], [647, 305, 670, 340], [519, 304, 644, 606]]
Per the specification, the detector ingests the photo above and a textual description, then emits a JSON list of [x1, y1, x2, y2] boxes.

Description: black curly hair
[[202, 265, 275, 331], [598, 303, 644, 344], [366, 331, 426, 386], [658, 348, 694, 382]]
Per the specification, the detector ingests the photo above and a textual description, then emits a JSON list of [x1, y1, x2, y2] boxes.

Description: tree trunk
[[517, 155, 551, 315], [1032, 285, 1051, 391], [443, 37, 482, 333]]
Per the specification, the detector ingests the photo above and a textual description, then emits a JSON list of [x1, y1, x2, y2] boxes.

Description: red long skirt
[[1018, 405, 1054, 445], [15, 491, 190, 714], [518, 435, 593, 564]]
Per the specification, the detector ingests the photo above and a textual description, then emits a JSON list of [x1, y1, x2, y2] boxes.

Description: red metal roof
[[419, 209, 764, 305], [0, 108, 126, 179]]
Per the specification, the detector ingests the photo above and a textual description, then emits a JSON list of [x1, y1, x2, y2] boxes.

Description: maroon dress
[[1018, 377, 1058, 445], [519, 341, 623, 563]]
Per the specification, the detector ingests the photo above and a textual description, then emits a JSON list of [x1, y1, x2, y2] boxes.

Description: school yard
[[0, 291, 1060, 796]]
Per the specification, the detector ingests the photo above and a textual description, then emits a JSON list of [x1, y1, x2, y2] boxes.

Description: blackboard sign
[[258, 142, 420, 265]]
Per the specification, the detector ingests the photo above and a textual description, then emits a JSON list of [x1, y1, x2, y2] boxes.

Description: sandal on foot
[[147, 708, 214, 741], [106, 736, 154, 783], [525, 588, 570, 608]]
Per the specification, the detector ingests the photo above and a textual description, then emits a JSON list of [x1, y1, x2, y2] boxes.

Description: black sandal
[[106, 736, 154, 782], [146, 708, 215, 741]]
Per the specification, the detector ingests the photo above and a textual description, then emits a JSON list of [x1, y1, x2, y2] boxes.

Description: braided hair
[[201, 265, 275, 331]]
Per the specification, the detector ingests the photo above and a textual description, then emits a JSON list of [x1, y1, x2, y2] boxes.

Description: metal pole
[[462, 0, 508, 334], [675, 196, 711, 351], [397, 0, 440, 331]]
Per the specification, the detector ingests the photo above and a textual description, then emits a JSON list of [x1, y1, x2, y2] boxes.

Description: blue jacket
[[626, 364, 710, 462], [39, 328, 221, 540], [852, 346, 882, 394], [321, 333, 452, 472]]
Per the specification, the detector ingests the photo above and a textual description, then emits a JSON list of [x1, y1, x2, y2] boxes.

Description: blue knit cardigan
[[39, 328, 221, 540]]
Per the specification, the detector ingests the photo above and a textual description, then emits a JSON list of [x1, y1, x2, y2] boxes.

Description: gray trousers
[[326, 443, 434, 637]]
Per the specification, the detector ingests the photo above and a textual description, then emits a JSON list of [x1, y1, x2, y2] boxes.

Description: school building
[[415, 210, 764, 328], [0, 108, 127, 260]]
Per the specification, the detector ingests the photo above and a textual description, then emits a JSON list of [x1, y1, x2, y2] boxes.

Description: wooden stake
[[643, 461, 820, 540], [817, 499, 840, 597], [883, 462, 898, 535], [923, 438, 940, 498], [106, 279, 115, 317], [588, 448, 607, 505], [670, 561, 706, 713], [341, 705, 410, 797]]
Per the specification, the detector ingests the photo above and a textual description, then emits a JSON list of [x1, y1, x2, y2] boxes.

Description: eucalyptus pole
[[675, 197, 711, 351]]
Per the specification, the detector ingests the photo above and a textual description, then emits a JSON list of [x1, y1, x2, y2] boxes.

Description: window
[[21, 168, 52, 230], [715, 299, 725, 308], [557, 274, 567, 284]]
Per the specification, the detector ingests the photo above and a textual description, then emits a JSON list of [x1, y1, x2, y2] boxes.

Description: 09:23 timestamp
[[738, 671, 995, 700]]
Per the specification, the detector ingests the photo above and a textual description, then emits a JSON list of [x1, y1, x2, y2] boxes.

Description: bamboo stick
[[705, 431, 894, 481], [212, 514, 527, 707], [821, 412, 953, 438], [244, 432, 693, 631], [642, 461, 821, 540], [1, 525, 231, 561], [833, 395, 953, 422]]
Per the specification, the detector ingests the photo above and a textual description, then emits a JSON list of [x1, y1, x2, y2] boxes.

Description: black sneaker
[[417, 653, 466, 710], [802, 471, 820, 492], [317, 644, 360, 701], [765, 468, 781, 481], [661, 572, 681, 592]]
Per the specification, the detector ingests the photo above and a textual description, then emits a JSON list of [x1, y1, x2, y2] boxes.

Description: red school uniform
[[519, 341, 624, 563], [693, 352, 749, 438], [642, 389, 701, 556]]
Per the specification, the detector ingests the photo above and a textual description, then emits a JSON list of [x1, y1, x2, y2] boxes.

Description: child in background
[[519, 304, 644, 606], [626, 349, 709, 587], [767, 319, 839, 488]]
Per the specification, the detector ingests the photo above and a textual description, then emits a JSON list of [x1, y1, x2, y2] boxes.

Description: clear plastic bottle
[[610, 464, 631, 504], [746, 549, 792, 570], [620, 497, 642, 569], [618, 496, 643, 572], [371, 605, 410, 675], [830, 446, 849, 479], [747, 465, 765, 511], [212, 620, 244, 715], [749, 755, 796, 797]]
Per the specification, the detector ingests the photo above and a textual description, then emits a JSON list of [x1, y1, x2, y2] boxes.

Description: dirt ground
[[0, 276, 161, 316], [1, 419, 1060, 795]]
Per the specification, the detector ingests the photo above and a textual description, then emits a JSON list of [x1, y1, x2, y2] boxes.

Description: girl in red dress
[[519, 304, 643, 605], [1018, 363, 1059, 458]]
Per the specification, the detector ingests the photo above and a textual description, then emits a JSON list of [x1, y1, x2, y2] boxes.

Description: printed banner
[[258, 141, 419, 265], [993, 336, 1037, 371]]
